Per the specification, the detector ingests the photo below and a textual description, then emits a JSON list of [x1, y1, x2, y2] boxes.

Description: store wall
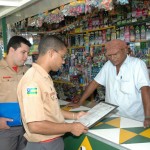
[[6, 0, 75, 24], [0, 19, 2, 30]]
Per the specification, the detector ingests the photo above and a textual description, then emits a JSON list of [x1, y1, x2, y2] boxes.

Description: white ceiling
[[0, 0, 39, 19]]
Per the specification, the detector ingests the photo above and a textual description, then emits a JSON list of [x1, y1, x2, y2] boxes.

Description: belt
[[40, 137, 60, 143]]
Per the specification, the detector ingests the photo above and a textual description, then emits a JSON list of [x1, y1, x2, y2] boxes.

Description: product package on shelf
[[14, 0, 150, 102]]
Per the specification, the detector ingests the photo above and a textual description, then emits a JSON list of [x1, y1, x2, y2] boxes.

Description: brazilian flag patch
[[27, 88, 37, 95]]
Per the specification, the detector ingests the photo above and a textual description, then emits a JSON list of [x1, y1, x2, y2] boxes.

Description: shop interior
[[0, 0, 150, 149]]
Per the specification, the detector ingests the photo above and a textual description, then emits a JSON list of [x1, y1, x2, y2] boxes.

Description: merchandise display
[[0, 0, 150, 149], [10, 0, 150, 102]]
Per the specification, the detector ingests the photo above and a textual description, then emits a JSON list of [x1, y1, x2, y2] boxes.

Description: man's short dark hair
[[7, 36, 32, 54], [38, 35, 66, 56]]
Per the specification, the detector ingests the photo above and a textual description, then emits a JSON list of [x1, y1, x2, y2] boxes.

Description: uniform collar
[[0, 58, 9, 68], [0, 58, 26, 72], [32, 63, 50, 79]]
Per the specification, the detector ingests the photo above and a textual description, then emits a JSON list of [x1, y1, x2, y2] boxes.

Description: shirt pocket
[[120, 80, 132, 94], [0, 77, 16, 97], [0, 77, 15, 89], [1, 77, 15, 82]]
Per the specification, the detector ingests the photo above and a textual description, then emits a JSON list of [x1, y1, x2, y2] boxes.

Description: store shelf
[[68, 31, 86, 35], [84, 26, 115, 33], [115, 17, 150, 28], [90, 44, 105, 47], [68, 44, 105, 49], [53, 79, 86, 88], [69, 45, 85, 49], [53, 79, 74, 85], [68, 26, 115, 35]]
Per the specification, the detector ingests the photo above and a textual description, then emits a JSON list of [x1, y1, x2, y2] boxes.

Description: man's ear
[[48, 49, 55, 58], [9, 47, 15, 53]]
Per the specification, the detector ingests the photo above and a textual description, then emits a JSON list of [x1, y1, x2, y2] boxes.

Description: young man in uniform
[[17, 35, 88, 150], [0, 36, 31, 150], [69, 39, 150, 128]]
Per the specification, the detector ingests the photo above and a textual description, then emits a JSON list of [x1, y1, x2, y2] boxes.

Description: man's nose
[[111, 55, 116, 60], [24, 53, 28, 60]]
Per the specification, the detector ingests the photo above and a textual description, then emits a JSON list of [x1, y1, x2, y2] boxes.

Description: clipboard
[[0, 102, 22, 126], [75, 102, 118, 128]]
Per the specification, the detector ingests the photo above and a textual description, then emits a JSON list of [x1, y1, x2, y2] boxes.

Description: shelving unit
[[13, 0, 150, 101], [1, 0, 150, 150]]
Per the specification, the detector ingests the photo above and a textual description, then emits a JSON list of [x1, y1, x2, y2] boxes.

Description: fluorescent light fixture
[[18, 0, 32, 7], [0, 0, 33, 18], [0, 1, 19, 6], [0, 0, 32, 7]]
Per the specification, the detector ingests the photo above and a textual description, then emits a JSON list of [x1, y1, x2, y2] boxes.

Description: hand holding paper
[[75, 102, 118, 128]]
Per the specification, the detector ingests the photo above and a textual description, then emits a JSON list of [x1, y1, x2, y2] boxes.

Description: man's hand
[[0, 117, 13, 130], [76, 111, 87, 120], [70, 122, 88, 136], [144, 118, 150, 128]]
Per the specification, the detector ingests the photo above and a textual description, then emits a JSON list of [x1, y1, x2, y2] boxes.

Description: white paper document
[[75, 102, 118, 128], [59, 99, 70, 106], [70, 106, 90, 112]]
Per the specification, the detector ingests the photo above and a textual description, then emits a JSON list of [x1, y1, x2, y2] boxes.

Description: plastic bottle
[[111, 28, 116, 40], [135, 25, 141, 42], [130, 26, 135, 42], [141, 24, 146, 41]]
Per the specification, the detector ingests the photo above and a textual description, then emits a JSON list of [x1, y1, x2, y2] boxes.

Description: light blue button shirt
[[94, 56, 150, 121]]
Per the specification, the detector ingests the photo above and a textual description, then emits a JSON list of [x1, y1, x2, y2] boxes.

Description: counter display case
[[60, 100, 150, 150]]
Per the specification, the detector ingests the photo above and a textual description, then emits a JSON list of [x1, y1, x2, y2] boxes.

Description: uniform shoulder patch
[[27, 87, 37, 95]]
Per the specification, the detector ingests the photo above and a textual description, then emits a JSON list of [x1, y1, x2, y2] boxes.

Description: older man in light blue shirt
[[95, 55, 149, 121], [77, 39, 150, 128]]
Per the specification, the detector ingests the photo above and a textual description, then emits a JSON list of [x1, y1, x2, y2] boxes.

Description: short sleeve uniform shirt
[[17, 63, 65, 142], [0, 58, 28, 102]]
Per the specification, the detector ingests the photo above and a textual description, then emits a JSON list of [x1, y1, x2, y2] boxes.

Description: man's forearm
[[28, 120, 72, 135], [141, 86, 150, 117], [61, 109, 76, 120], [79, 80, 99, 105]]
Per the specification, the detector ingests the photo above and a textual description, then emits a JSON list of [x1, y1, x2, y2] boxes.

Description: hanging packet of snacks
[[116, 0, 129, 5], [61, 4, 70, 16], [100, 0, 114, 11], [52, 8, 64, 24], [85, 0, 92, 14], [28, 17, 36, 27], [62, 1, 85, 17], [20, 19, 26, 29], [85, 0, 113, 13], [45, 8, 64, 24], [37, 13, 45, 27], [85, 0, 99, 7]]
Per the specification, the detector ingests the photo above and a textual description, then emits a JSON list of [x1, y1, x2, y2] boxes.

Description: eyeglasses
[[53, 49, 67, 60]]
